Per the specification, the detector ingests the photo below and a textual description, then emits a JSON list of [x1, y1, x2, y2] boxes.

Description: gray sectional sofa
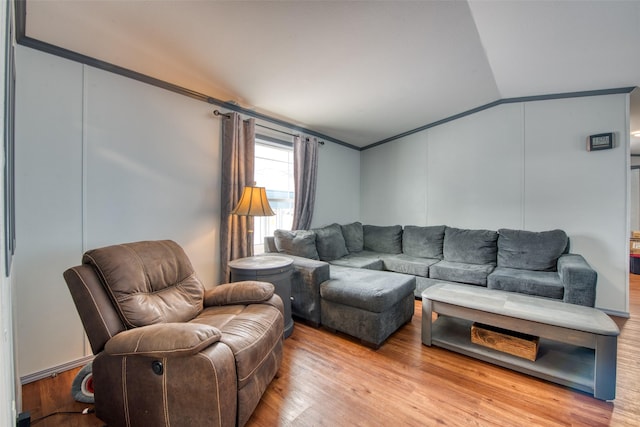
[[264, 222, 597, 347]]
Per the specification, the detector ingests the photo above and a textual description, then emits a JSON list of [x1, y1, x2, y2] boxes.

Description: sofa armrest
[[557, 254, 597, 307], [275, 254, 330, 325], [104, 323, 221, 357], [204, 281, 275, 306]]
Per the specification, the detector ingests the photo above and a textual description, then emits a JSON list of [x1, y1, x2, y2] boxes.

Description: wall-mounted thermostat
[[587, 132, 614, 151]]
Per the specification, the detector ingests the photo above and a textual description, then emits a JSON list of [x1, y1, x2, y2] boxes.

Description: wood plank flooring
[[23, 277, 640, 426]]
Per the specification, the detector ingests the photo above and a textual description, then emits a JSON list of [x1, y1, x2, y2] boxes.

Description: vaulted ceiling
[[22, 0, 640, 149]]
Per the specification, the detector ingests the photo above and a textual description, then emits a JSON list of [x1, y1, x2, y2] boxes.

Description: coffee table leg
[[422, 298, 433, 346], [594, 335, 617, 400]]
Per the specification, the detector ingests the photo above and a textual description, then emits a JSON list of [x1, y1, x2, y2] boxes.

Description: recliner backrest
[[82, 240, 205, 328], [64, 264, 127, 354]]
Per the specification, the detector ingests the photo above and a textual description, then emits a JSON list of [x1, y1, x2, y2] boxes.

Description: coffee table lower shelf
[[432, 316, 595, 395]]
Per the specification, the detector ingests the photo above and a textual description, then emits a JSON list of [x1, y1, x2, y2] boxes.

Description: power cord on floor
[[31, 407, 95, 424]]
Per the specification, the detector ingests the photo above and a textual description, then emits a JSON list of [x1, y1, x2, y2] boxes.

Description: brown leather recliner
[[63, 240, 284, 427]]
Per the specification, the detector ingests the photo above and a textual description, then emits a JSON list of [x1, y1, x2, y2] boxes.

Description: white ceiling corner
[[469, 0, 640, 98]]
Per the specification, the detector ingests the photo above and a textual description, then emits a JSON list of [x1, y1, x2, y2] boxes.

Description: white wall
[[83, 69, 222, 284], [312, 141, 360, 228], [361, 94, 629, 314], [14, 46, 361, 378], [15, 46, 86, 378], [525, 97, 628, 313], [1, 0, 17, 422], [361, 132, 428, 226], [427, 103, 524, 230], [15, 45, 222, 377]]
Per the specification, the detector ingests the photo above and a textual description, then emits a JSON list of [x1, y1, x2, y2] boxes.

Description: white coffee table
[[421, 283, 620, 400]]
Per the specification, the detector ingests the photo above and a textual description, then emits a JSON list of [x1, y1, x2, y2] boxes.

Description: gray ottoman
[[320, 266, 416, 348]]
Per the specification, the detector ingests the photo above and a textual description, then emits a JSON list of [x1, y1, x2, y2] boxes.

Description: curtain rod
[[213, 110, 324, 144]]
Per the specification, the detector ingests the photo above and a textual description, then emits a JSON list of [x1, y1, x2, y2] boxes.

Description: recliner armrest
[[104, 323, 221, 357], [558, 254, 597, 307], [204, 281, 275, 306]]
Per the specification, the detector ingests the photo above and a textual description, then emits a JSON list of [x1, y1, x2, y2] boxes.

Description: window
[[253, 138, 294, 253]]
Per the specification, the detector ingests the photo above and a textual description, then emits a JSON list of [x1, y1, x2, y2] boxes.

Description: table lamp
[[231, 186, 275, 252]]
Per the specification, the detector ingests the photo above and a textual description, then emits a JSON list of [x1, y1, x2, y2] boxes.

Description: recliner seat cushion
[[313, 223, 349, 261], [443, 227, 498, 265], [363, 225, 403, 254], [402, 225, 445, 259], [497, 228, 568, 272], [488, 267, 564, 299], [83, 240, 204, 327], [191, 304, 283, 390]]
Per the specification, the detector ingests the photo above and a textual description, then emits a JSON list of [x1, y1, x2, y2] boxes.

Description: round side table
[[229, 255, 294, 338]]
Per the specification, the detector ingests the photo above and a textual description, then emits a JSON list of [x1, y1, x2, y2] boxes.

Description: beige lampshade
[[231, 186, 275, 216]]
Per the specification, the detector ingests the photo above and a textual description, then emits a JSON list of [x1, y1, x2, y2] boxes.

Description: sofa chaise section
[[320, 265, 415, 348], [268, 226, 416, 346]]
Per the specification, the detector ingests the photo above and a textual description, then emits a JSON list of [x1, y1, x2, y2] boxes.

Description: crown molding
[[363, 87, 636, 151]]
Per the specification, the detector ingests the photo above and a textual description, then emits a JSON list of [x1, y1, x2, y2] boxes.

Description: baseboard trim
[[20, 355, 94, 385]]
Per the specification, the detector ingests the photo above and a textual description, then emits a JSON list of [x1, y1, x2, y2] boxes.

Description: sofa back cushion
[[263, 236, 278, 253], [443, 227, 498, 265], [497, 228, 568, 271], [402, 225, 445, 259], [313, 223, 349, 261], [341, 222, 364, 253], [83, 240, 204, 328], [363, 225, 403, 254], [274, 229, 319, 260]]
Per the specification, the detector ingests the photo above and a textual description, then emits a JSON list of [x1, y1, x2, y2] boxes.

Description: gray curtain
[[292, 135, 319, 230], [220, 112, 255, 282]]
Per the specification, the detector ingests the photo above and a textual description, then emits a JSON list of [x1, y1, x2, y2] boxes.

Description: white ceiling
[[23, 0, 640, 149]]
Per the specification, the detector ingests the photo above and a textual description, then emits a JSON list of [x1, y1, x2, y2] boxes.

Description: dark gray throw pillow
[[274, 229, 319, 260], [497, 228, 568, 272], [443, 227, 498, 265], [402, 225, 445, 259], [313, 223, 349, 261], [363, 225, 403, 254], [341, 222, 363, 253]]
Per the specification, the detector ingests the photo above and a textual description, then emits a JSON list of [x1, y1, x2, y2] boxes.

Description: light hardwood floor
[[23, 277, 640, 426]]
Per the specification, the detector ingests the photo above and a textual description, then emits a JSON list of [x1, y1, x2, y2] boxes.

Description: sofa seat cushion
[[443, 227, 498, 265], [497, 228, 568, 272], [381, 254, 439, 277], [429, 260, 494, 286], [328, 251, 384, 270], [321, 266, 416, 313], [190, 304, 283, 389], [487, 267, 564, 300]]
